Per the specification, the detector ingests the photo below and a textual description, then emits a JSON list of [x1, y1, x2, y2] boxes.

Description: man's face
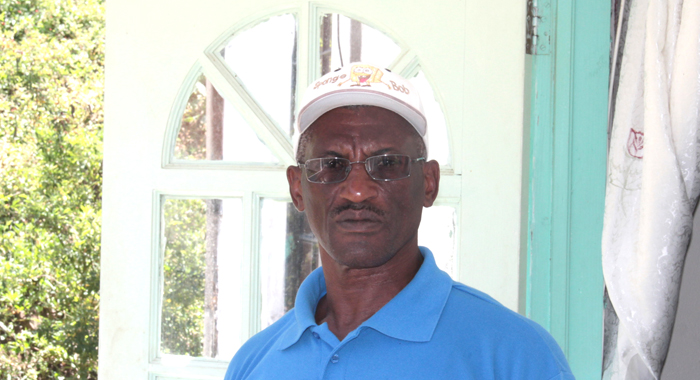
[[287, 106, 440, 269]]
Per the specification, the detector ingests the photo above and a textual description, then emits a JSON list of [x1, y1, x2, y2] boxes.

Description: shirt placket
[[314, 325, 362, 379]]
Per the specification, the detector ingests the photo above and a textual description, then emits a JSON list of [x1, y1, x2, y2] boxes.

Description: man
[[224, 63, 574, 379]]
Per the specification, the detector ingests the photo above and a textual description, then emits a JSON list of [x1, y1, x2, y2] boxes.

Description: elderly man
[[224, 63, 574, 379]]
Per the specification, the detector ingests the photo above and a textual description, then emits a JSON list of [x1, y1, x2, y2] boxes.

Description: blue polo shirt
[[225, 247, 574, 379]]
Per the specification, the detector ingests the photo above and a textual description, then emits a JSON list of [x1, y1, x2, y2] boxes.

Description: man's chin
[[324, 242, 397, 269]]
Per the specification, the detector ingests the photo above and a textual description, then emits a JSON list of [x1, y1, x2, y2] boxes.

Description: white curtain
[[602, 0, 700, 378]]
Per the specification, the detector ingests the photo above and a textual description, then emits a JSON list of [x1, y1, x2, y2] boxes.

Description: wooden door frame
[[522, 0, 609, 378]]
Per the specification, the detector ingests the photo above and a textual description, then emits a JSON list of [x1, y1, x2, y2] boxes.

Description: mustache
[[331, 202, 386, 217]]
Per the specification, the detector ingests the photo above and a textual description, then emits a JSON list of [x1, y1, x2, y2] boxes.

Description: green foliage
[[174, 76, 207, 160], [0, 0, 104, 378], [161, 199, 206, 357]]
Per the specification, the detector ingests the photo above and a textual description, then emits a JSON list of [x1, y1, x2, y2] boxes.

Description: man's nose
[[339, 162, 379, 203]]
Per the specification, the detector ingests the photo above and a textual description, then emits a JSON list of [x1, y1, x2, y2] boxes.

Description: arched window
[[150, 9, 458, 376]]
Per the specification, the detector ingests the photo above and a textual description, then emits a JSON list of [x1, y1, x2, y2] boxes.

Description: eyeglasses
[[298, 154, 426, 184]]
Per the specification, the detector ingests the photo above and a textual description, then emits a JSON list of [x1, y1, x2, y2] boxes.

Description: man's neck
[[314, 246, 423, 341]]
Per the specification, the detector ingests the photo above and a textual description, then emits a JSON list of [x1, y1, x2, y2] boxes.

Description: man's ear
[[287, 165, 305, 211], [422, 160, 440, 208]]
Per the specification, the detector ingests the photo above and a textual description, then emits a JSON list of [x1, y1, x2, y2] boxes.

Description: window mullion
[[242, 191, 261, 342], [297, 2, 317, 100], [391, 50, 420, 77], [198, 52, 295, 165]]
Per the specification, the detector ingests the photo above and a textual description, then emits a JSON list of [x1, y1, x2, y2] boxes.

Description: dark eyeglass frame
[[298, 154, 426, 184]]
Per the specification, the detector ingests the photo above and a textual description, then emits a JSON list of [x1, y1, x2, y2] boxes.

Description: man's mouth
[[332, 204, 385, 232], [336, 218, 382, 232]]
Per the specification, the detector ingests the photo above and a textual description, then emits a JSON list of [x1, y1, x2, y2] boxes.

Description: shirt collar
[[360, 247, 453, 342], [274, 264, 327, 350], [275, 247, 453, 349]]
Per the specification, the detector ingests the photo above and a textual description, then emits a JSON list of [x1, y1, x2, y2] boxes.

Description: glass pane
[[418, 205, 457, 277], [160, 197, 244, 360], [174, 74, 279, 163], [409, 71, 451, 167], [219, 14, 297, 137], [175, 76, 207, 160], [260, 199, 319, 329], [320, 13, 401, 75]]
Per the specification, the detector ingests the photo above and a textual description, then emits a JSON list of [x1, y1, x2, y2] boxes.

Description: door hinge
[[526, 0, 551, 55]]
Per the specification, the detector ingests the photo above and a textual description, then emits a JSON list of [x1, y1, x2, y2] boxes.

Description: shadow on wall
[[661, 208, 700, 379]]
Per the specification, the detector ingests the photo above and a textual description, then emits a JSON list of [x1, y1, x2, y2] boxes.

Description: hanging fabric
[[602, 0, 700, 378]]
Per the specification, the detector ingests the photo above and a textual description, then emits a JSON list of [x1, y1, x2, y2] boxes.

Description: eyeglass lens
[[304, 155, 414, 183]]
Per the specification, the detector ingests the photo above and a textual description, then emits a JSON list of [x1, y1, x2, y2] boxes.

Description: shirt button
[[331, 354, 340, 363], [312, 332, 320, 339]]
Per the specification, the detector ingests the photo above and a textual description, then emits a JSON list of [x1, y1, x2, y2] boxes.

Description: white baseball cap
[[295, 63, 427, 151]]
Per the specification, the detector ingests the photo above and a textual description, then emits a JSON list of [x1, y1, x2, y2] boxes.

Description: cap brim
[[297, 90, 427, 136]]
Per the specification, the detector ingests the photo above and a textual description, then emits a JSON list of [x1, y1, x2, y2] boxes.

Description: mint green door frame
[[523, 0, 609, 378]]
